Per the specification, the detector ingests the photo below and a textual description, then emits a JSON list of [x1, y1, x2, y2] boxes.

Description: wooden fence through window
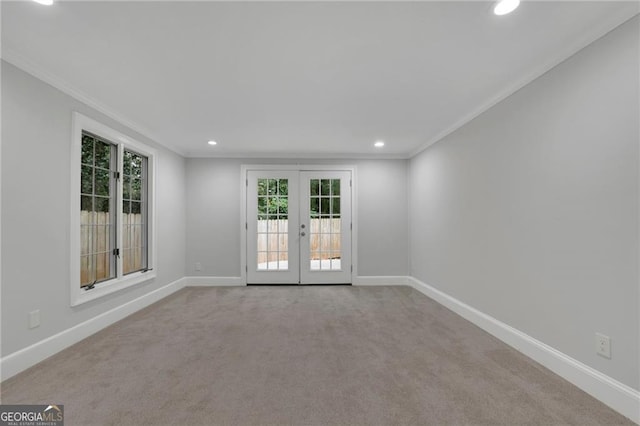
[[256, 218, 341, 264], [80, 211, 143, 285]]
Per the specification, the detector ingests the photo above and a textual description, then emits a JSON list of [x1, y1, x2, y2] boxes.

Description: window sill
[[71, 270, 156, 307]]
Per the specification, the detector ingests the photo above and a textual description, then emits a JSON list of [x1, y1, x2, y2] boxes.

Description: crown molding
[[1, 49, 186, 158], [410, 9, 640, 159], [184, 150, 410, 160]]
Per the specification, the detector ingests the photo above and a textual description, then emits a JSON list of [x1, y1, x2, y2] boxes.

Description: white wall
[[409, 17, 639, 390], [186, 158, 408, 278], [1, 61, 187, 356]]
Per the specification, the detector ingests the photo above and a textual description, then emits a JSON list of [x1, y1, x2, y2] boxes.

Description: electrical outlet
[[195, 262, 202, 271], [595, 333, 611, 359], [29, 310, 40, 329]]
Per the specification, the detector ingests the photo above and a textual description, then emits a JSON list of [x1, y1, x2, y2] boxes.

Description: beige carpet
[[0, 286, 633, 425]]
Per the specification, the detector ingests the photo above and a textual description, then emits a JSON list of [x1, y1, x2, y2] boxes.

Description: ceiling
[[2, 1, 638, 158]]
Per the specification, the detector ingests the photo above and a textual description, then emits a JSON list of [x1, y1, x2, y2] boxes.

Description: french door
[[247, 170, 352, 284]]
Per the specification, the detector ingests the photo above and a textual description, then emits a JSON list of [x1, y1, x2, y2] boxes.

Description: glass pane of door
[[256, 178, 289, 271], [308, 178, 342, 271]]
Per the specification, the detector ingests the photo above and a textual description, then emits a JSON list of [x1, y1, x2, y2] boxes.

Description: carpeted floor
[[0, 286, 634, 425]]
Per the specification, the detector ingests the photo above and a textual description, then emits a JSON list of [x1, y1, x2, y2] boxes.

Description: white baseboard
[[407, 277, 640, 424], [1, 278, 186, 382], [353, 276, 410, 286], [187, 276, 409, 287], [184, 276, 245, 287]]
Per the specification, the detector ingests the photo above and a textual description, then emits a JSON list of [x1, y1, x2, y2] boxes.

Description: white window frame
[[70, 112, 157, 306]]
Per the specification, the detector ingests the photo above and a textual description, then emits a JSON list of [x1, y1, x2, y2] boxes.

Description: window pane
[[278, 179, 288, 196], [80, 255, 91, 286], [94, 168, 110, 196], [81, 165, 93, 194], [310, 197, 319, 217], [278, 197, 288, 215], [94, 141, 111, 169], [81, 222, 91, 255], [123, 175, 131, 200], [95, 197, 110, 213], [331, 179, 340, 196], [81, 195, 93, 212], [331, 255, 342, 271], [123, 151, 132, 176], [258, 196, 267, 214], [131, 178, 142, 200], [81, 132, 116, 287], [258, 178, 267, 196], [320, 197, 330, 215], [321, 234, 331, 252], [310, 249, 320, 270], [95, 252, 111, 281], [122, 248, 131, 274], [130, 153, 142, 178], [123, 150, 147, 273], [279, 234, 288, 251], [81, 136, 94, 165], [267, 197, 277, 215], [320, 179, 330, 196], [122, 224, 130, 249], [331, 234, 341, 251], [332, 197, 340, 215], [310, 179, 319, 196], [257, 252, 268, 270], [132, 210, 143, 224], [130, 201, 141, 215], [132, 225, 143, 247]]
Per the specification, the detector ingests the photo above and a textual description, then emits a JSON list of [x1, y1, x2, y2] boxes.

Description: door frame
[[240, 164, 358, 285]]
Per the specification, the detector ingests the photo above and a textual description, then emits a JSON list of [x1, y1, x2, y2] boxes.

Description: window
[[71, 113, 156, 306], [80, 132, 117, 286], [122, 150, 148, 275]]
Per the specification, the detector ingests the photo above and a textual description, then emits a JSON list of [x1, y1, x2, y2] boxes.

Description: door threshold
[[303, 283, 352, 286], [247, 283, 352, 286], [247, 283, 299, 286]]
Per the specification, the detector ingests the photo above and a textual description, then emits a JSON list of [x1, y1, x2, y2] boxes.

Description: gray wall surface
[[1, 61, 187, 356], [408, 17, 639, 389], [186, 158, 409, 277]]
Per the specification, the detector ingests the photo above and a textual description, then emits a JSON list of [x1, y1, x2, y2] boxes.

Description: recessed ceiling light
[[207, 140, 217, 146], [33, 0, 54, 5], [374, 141, 385, 148], [494, 0, 520, 15]]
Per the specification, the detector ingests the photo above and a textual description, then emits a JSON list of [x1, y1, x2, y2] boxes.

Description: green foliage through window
[[257, 179, 288, 217], [309, 179, 340, 217]]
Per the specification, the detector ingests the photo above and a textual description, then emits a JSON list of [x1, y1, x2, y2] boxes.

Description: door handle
[[300, 232, 306, 237]]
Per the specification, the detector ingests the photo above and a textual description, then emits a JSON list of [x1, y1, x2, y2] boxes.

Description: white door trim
[[240, 164, 358, 285]]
